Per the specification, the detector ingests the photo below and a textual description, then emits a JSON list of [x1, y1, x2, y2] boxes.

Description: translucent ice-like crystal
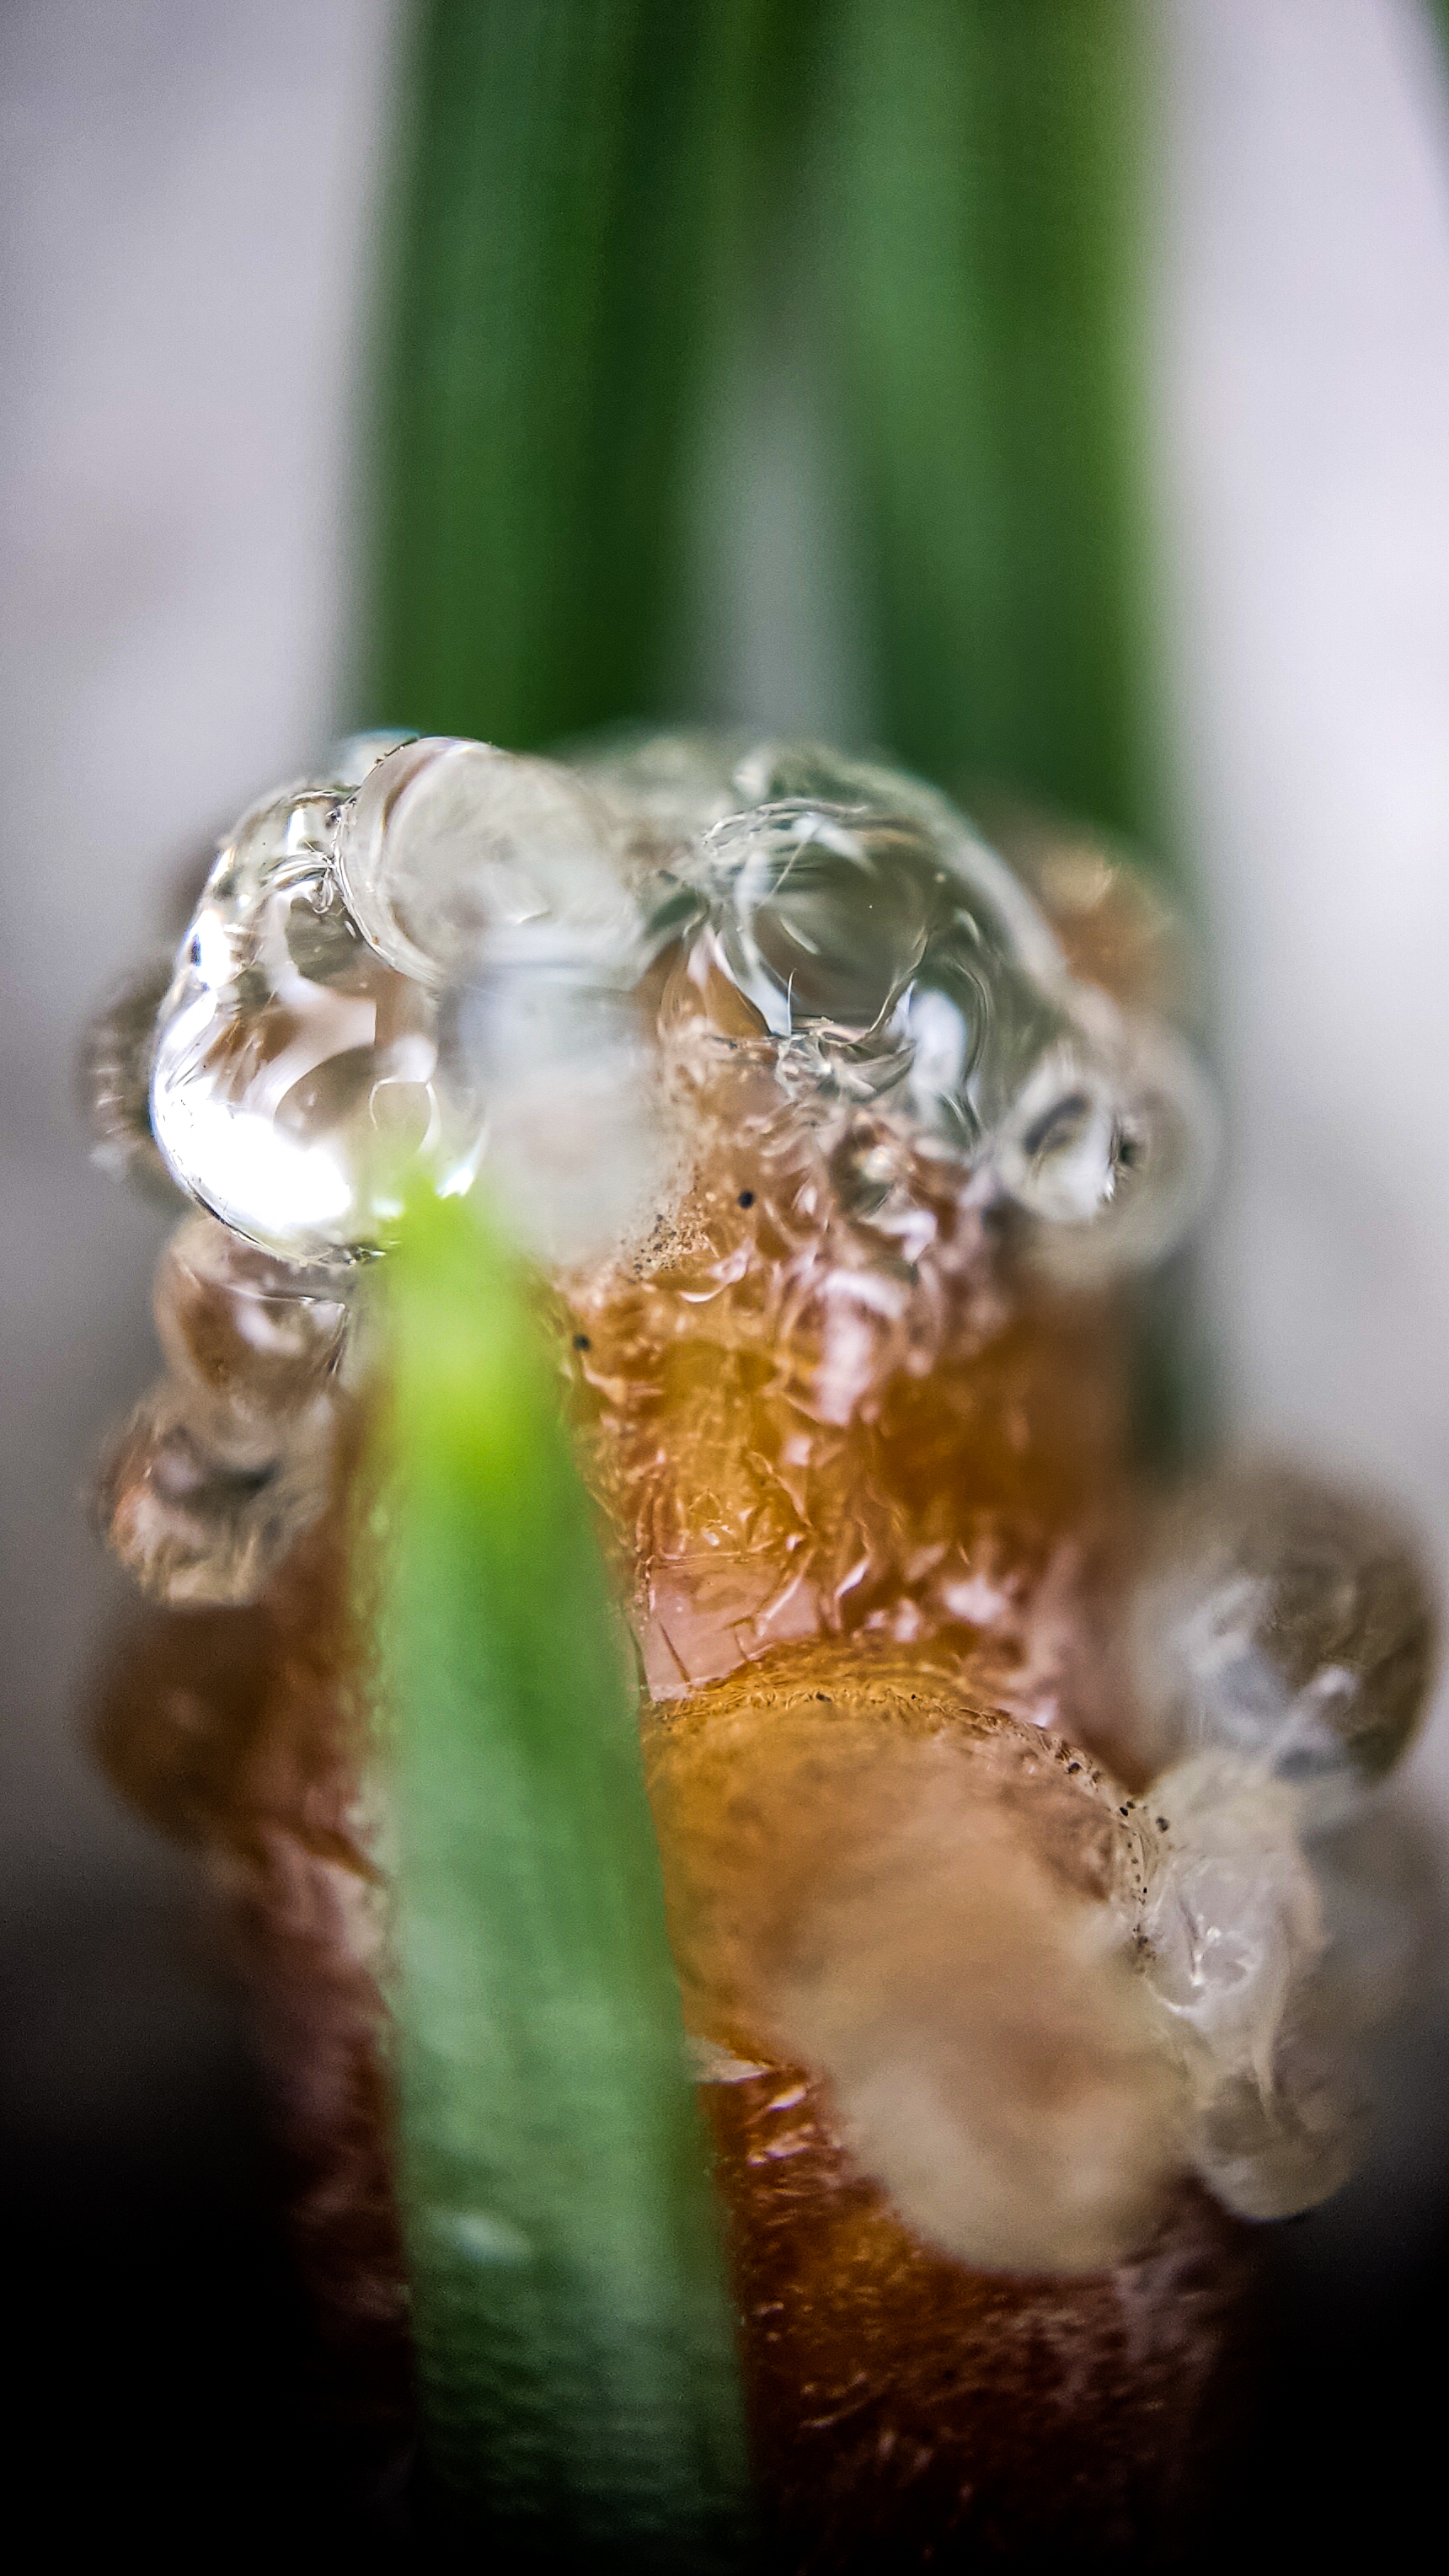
[[78, 951, 180, 1197], [152, 787, 478, 1263], [98, 1374, 335, 1608], [1129, 1465, 1435, 1813], [152, 1213, 350, 1453], [337, 736, 636, 987]]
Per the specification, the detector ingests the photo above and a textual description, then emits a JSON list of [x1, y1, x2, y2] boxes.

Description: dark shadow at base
[[6, 1880, 1449, 2569]]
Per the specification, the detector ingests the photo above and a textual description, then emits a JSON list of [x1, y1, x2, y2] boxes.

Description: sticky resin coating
[[149, 735, 481, 1265], [83, 732, 1436, 2553]]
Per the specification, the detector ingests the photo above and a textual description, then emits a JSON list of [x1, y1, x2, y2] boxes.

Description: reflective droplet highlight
[[152, 788, 479, 1263], [337, 736, 634, 986]]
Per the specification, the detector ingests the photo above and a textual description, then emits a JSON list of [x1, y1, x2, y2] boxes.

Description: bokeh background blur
[[6, 0, 1449, 2552]]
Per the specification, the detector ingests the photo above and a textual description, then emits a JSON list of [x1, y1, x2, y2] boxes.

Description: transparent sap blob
[[572, 728, 748, 849], [335, 737, 692, 1266], [245, 730, 414, 809], [993, 1045, 1130, 1226], [153, 1213, 350, 1454], [97, 1374, 335, 1608], [319, 728, 414, 790], [690, 801, 942, 1041], [729, 740, 1065, 986], [151, 788, 479, 1264], [667, 766, 1213, 1270], [1128, 1465, 1435, 1815], [992, 1016, 1216, 1278], [1136, 1753, 1358, 2219], [336, 736, 636, 987], [78, 951, 183, 1200]]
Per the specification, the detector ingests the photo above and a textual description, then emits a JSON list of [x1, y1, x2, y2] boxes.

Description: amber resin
[[92, 1442, 413, 2473], [88, 738, 1300, 2561]]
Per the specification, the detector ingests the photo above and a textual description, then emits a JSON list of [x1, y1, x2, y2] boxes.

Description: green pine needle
[[366, 0, 749, 750], [831, 0, 1158, 850], [379, 1189, 751, 2564]]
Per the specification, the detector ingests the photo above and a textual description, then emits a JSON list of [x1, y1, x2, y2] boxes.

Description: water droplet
[[97, 1375, 334, 1607], [151, 788, 479, 1263], [337, 736, 634, 986]]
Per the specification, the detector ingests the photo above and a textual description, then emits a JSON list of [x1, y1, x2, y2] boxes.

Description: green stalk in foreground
[[381, 1190, 751, 2565]]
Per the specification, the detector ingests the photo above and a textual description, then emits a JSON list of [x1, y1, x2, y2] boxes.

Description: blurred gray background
[[4, 0, 1449, 2536]]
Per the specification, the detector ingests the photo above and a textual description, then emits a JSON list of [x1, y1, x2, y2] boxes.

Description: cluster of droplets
[[82, 726, 1216, 1607], [591, 734, 1216, 1275], [1125, 1465, 1436, 2220], [79, 727, 1436, 2241], [99, 726, 1221, 1280]]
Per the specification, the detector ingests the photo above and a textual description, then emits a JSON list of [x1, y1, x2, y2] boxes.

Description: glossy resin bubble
[[337, 735, 638, 986], [151, 786, 481, 1264], [147, 731, 1216, 1277], [153, 1213, 351, 1452], [648, 752, 1216, 1268], [1129, 1465, 1436, 1814], [1136, 1752, 1365, 2220], [574, 729, 748, 853]]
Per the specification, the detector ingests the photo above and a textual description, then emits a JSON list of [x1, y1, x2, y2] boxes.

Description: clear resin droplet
[[151, 788, 479, 1263], [575, 729, 748, 852], [636, 750, 1216, 1272], [992, 1018, 1215, 1276], [1138, 1754, 1359, 2219], [318, 728, 414, 791], [97, 1374, 335, 1607], [692, 802, 939, 1040], [337, 736, 635, 986], [152, 1213, 350, 1448], [1129, 1465, 1436, 1810]]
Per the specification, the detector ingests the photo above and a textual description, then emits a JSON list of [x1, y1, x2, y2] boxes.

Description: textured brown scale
[[636, 1645, 1258, 2559], [708, 2071, 1256, 2570], [567, 1026, 1137, 1753]]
